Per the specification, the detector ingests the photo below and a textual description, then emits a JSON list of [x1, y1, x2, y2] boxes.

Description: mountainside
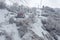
[[0, 1, 60, 40]]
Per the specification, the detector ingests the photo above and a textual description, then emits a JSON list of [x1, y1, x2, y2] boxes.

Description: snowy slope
[[0, 9, 21, 40], [31, 16, 47, 37], [0, 2, 58, 40], [0, 8, 50, 40]]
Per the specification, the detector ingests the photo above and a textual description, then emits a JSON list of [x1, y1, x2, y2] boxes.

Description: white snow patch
[[31, 16, 47, 37], [1, 24, 21, 40], [0, 36, 6, 40], [0, 9, 9, 23]]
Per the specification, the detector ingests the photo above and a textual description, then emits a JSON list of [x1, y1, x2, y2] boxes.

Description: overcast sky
[[5, 0, 60, 8]]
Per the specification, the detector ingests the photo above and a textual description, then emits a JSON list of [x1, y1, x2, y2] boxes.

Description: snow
[[0, 9, 8, 23], [31, 16, 47, 37], [1, 23, 21, 40], [0, 9, 21, 40], [0, 4, 56, 40], [0, 36, 6, 40]]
